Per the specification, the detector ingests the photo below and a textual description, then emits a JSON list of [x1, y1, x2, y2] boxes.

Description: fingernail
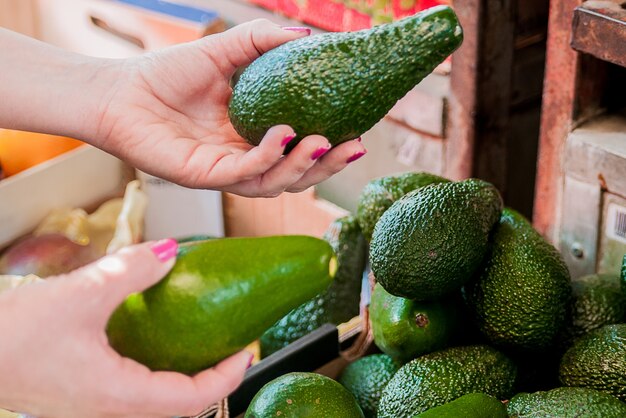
[[311, 145, 331, 160], [150, 239, 178, 263], [281, 133, 297, 147], [282, 26, 312, 35], [247, 353, 255, 369], [356, 137, 362, 142], [346, 151, 366, 163]]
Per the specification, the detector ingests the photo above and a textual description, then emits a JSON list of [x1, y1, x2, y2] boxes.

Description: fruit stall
[[0, 0, 625, 418]]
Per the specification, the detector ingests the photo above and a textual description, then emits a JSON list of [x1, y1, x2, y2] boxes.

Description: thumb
[[206, 18, 311, 74], [70, 239, 178, 318]]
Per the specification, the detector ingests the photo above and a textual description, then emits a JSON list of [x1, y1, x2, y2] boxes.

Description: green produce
[[356, 172, 449, 242], [622, 255, 626, 296], [370, 179, 502, 301], [260, 217, 366, 357], [464, 208, 571, 352], [106, 236, 335, 375], [559, 273, 626, 350], [245, 372, 364, 418], [339, 354, 400, 418], [559, 324, 626, 401], [414, 393, 507, 418], [370, 283, 462, 362], [229, 6, 463, 151], [377, 345, 516, 417], [507, 387, 626, 418]]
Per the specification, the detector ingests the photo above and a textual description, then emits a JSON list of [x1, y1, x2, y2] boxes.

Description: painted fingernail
[[282, 26, 312, 35], [281, 133, 297, 147], [346, 151, 367, 163], [356, 137, 362, 142], [247, 353, 255, 369], [150, 239, 178, 263], [311, 145, 331, 160]]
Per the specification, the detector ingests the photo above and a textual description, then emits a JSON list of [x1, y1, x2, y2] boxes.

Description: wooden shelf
[[571, 0, 626, 68]]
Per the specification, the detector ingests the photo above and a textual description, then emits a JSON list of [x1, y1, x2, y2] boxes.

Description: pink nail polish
[[346, 151, 366, 163], [281, 133, 297, 147], [282, 26, 312, 35], [311, 146, 331, 160], [150, 239, 178, 263], [247, 354, 254, 369]]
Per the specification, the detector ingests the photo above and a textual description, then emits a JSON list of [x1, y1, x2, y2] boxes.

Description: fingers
[[67, 240, 178, 319], [206, 19, 311, 74], [120, 351, 251, 417], [287, 139, 367, 192]]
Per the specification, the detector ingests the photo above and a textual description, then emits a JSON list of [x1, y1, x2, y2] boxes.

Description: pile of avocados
[[245, 171, 626, 418]]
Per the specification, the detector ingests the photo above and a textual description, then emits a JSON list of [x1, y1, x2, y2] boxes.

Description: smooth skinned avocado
[[370, 179, 503, 301], [507, 387, 626, 418], [414, 393, 507, 418], [377, 345, 516, 417], [245, 372, 364, 418], [356, 172, 449, 242], [106, 236, 335, 375], [463, 208, 571, 352], [229, 6, 463, 151]]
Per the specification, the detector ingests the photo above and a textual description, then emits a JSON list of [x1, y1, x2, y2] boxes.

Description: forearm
[[0, 28, 119, 142]]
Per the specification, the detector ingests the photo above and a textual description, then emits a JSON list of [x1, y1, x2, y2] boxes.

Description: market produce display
[[356, 172, 448, 242], [259, 216, 366, 357], [370, 179, 503, 300], [228, 6, 463, 151], [245, 372, 364, 417], [106, 236, 336, 374], [414, 392, 508, 418], [507, 387, 626, 417], [338, 354, 400, 418]]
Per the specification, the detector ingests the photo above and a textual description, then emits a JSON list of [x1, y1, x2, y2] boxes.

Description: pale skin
[[0, 19, 367, 417]]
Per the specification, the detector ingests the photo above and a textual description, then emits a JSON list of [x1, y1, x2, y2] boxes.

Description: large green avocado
[[356, 172, 449, 242], [377, 345, 516, 417], [229, 6, 463, 151], [463, 208, 571, 352], [414, 393, 507, 418], [106, 236, 335, 375], [558, 273, 626, 350], [370, 179, 503, 301], [259, 217, 366, 357], [370, 283, 463, 363], [559, 324, 626, 401], [339, 354, 400, 418], [245, 372, 364, 418], [507, 387, 626, 418]]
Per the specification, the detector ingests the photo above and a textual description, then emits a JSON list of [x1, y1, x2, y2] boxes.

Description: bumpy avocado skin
[[377, 345, 516, 417], [370, 179, 503, 301], [356, 172, 449, 242], [559, 324, 626, 401], [260, 216, 366, 357], [229, 6, 463, 151], [463, 208, 571, 352], [507, 387, 626, 418]]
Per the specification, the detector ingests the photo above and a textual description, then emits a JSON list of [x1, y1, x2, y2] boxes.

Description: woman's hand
[[91, 19, 367, 196], [0, 240, 251, 418]]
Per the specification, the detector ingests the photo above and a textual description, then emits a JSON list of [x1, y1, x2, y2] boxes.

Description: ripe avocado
[[339, 354, 400, 418], [370, 179, 503, 301], [370, 283, 463, 363], [463, 208, 571, 352], [260, 216, 366, 357], [414, 393, 507, 418], [377, 345, 516, 417], [245, 372, 364, 418], [559, 324, 626, 401], [356, 172, 449, 242], [507, 387, 626, 418], [229, 7, 463, 151], [558, 273, 626, 350], [106, 236, 335, 374]]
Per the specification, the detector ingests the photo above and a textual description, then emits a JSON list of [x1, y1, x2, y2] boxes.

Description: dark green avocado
[[229, 6, 463, 151]]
